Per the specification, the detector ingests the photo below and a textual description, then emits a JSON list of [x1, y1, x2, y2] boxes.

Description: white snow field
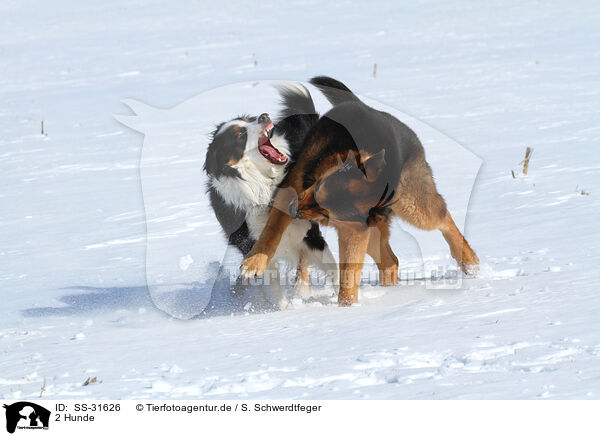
[[1, 0, 599, 400]]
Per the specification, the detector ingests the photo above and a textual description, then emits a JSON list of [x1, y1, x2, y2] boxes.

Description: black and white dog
[[204, 84, 337, 309]]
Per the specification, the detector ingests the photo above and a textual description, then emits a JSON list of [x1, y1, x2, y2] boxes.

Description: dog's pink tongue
[[259, 140, 288, 164]]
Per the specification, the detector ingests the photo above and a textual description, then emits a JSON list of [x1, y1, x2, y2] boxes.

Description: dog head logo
[[3, 402, 50, 434], [115, 80, 481, 318]]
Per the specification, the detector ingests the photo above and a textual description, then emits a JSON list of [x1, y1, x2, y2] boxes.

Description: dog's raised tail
[[309, 76, 360, 106], [276, 82, 317, 119]]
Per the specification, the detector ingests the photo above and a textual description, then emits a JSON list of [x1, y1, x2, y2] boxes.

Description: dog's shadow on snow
[[21, 285, 155, 318], [19, 284, 274, 319], [21, 267, 333, 320]]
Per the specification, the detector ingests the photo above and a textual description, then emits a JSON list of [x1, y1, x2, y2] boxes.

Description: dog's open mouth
[[258, 123, 288, 165]]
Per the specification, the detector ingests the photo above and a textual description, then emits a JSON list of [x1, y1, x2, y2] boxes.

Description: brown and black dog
[[241, 76, 479, 306]]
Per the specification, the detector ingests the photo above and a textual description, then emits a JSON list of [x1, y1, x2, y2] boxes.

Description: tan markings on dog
[[348, 179, 370, 195], [297, 251, 310, 283], [284, 133, 339, 187], [295, 251, 311, 297], [297, 208, 325, 221], [354, 198, 375, 216], [439, 212, 479, 273], [388, 153, 444, 230], [313, 152, 350, 179], [387, 153, 478, 273], [336, 221, 370, 306]]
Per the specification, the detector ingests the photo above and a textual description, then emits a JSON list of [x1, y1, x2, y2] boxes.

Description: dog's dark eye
[[236, 132, 243, 140]]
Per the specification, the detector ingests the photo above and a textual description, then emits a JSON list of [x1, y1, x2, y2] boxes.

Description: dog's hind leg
[[367, 220, 399, 286], [392, 156, 479, 274], [293, 251, 312, 300], [439, 212, 479, 274], [301, 244, 340, 295]]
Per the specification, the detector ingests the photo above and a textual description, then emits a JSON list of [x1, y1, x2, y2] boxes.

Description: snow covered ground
[[1, 0, 599, 399]]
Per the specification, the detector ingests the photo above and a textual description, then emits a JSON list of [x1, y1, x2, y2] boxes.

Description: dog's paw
[[378, 266, 399, 286], [293, 279, 312, 300], [241, 253, 269, 278], [338, 288, 359, 306], [461, 262, 480, 276], [460, 249, 480, 275], [276, 296, 289, 311]]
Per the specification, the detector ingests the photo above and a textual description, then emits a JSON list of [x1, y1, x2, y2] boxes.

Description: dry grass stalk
[[83, 376, 101, 386], [39, 376, 46, 397], [520, 147, 533, 175]]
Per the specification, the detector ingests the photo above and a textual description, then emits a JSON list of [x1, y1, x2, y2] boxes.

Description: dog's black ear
[[204, 123, 224, 176], [210, 122, 225, 139], [360, 149, 386, 181], [204, 149, 217, 175]]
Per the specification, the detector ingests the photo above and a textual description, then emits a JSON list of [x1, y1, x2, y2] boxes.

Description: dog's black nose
[[288, 198, 298, 218], [258, 113, 270, 124]]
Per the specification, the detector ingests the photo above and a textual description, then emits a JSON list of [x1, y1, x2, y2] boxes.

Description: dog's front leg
[[337, 223, 370, 306], [241, 208, 293, 278]]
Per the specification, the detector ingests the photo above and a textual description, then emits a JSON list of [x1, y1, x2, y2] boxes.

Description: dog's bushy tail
[[276, 83, 317, 119], [275, 83, 319, 158], [309, 76, 360, 106]]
